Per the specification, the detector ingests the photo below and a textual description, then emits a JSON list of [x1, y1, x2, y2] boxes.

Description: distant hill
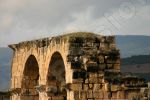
[[121, 54, 150, 72], [0, 47, 12, 91], [0, 35, 150, 91], [115, 35, 150, 58], [121, 55, 150, 65], [121, 55, 150, 81]]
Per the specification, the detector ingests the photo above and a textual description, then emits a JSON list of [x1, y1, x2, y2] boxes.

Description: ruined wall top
[[8, 32, 115, 51]]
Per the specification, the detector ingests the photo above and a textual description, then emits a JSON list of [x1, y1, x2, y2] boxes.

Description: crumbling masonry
[[9, 32, 148, 100]]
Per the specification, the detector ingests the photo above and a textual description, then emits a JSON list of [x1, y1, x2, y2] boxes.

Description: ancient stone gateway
[[9, 32, 147, 100]]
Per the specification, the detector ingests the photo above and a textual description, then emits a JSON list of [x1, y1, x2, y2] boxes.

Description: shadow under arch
[[46, 51, 67, 99], [21, 55, 39, 100]]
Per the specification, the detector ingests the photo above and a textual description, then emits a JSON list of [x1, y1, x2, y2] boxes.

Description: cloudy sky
[[0, 0, 150, 47]]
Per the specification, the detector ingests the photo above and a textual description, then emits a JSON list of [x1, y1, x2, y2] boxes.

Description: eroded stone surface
[[9, 32, 148, 100]]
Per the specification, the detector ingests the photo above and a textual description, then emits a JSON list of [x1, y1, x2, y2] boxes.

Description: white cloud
[[0, 0, 150, 47], [138, 5, 150, 20], [0, 15, 13, 30]]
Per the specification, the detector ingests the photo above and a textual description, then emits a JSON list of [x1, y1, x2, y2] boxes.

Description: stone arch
[[46, 51, 67, 99], [21, 55, 39, 99]]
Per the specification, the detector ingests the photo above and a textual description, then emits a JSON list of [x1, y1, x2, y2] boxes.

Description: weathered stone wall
[[9, 35, 72, 100], [66, 34, 120, 99], [9, 32, 148, 100]]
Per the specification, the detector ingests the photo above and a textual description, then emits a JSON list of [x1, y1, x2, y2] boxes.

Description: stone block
[[51, 96, 64, 100], [93, 84, 101, 91], [89, 73, 98, 78], [97, 36, 105, 43], [98, 64, 106, 70], [97, 72, 104, 77], [114, 64, 120, 70], [73, 78, 84, 83], [111, 85, 118, 91], [100, 43, 110, 50], [85, 79, 89, 83], [70, 84, 82, 91], [93, 91, 103, 99], [88, 84, 94, 89], [103, 91, 110, 99], [74, 91, 80, 100], [107, 64, 113, 69], [80, 91, 87, 100], [83, 84, 89, 91], [110, 44, 116, 50], [97, 78, 103, 83], [87, 90, 93, 98], [88, 77, 98, 83], [105, 36, 115, 43], [98, 56, 105, 63]]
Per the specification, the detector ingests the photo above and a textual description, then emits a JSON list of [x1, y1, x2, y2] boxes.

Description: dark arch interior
[[47, 52, 66, 99], [21, 55, 39, 97]]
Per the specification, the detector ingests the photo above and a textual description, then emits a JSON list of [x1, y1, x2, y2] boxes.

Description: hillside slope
[[0, 47, 12, 91], [116, 35, 150, 58]]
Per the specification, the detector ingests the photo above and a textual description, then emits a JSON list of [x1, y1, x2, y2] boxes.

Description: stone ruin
[[9, 32, 149, 100]]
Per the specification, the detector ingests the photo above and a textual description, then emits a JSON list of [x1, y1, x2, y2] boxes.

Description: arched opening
[[21, 55, 39, 100], [46, 52, 67, 99]]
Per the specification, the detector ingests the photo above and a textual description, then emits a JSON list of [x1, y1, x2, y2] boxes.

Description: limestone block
[[88, 84, 94, 89], [46, 86, 57, 93], [103, 91, 110, 99], [97, 73, 104, 77], [87, 90, 93, 99], [74, 91, 79, 100], [88, 77, 98, 83], [98, 36, 105, 43], [93, 91, 104, 99], [110, 44, 116, 50], [98, 56, 105, 63], [70, 84, 82, 91], [51, 96, 64, 100], [114, 64, 120, 70], [98, 64, 106, 70], [111, 92, 117, 99], [73, 78, 84, 83], [29, 89, 38, 95], [111, 85, 118, 92], [80, 92, 87, 100], [83, 84, 89, 91], [89, 73, 98, 78], [97, 78, 103, 83], [93, 84, 102, 91], [117, 91, 125, 99], [100, 43, 109, 50], [107, 64, 113, 69], [105, 36, 115, 43], [114, 58, 120, 64], [85, 79, 89, 83]]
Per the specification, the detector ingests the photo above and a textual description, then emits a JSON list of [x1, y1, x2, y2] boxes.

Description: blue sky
[[0, 0, 150, 46]]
